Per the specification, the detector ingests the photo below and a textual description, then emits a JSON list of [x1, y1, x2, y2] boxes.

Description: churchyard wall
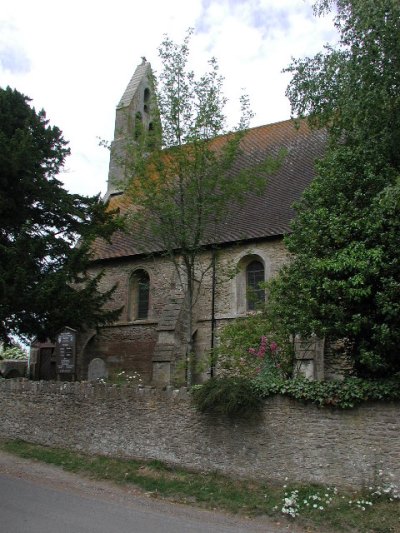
[[1, 379, 399, 490]]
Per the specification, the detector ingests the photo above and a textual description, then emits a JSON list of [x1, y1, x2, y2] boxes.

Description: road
[[0, 450, 302, 533]]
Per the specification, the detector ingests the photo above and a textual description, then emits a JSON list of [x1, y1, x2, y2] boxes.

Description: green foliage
[[0, 343, 27, 360], [191, 377, 263, 417], [126, 30, 267, 254], [271, 0, 400, 377], [193, 372, 400, 414], [287, 0, 400, 165], [196, 306, 400, 411], [254, 375, 400, 409], [123, 30, 281, 384], [0, 87, 122, 343], [214, 312, 294, 379], [126, 30, 282, 259]]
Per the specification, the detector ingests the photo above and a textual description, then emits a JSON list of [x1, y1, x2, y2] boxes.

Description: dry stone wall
[[1, 379, 399, 490]]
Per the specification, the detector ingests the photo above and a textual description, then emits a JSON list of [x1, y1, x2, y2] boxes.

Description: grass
[[1, 439, 399, 532]]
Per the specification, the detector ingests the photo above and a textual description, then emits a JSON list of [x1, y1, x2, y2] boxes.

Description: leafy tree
[[269, 0, 400, 377], [124, 31, 282, 384], [0, 342, 28, 360], [0, 87, 121, 344]]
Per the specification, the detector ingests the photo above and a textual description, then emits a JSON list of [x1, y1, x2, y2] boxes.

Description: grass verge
[[1, 440, 399, 532]]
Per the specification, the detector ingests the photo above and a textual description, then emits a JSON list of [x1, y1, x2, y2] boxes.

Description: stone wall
[[1, 379, 399, 490]]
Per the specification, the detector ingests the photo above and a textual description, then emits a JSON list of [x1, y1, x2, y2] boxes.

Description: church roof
[[92, 118, 326, 261]]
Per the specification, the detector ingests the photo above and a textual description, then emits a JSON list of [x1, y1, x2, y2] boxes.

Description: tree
[[0, 342, 28, 360], [0, 87, 121, 344], [268, 0, 400, 377], [124, 31, 282, 384]]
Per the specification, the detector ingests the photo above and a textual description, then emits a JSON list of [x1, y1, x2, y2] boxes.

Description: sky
[[1, 0, 337, 197]]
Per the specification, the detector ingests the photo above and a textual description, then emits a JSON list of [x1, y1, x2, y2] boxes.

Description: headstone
[[152, 361, 171, 386], [88, 358, 108, 381]]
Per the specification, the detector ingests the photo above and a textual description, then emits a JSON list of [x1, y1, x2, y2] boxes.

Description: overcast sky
[[1, 0, 337, 197]]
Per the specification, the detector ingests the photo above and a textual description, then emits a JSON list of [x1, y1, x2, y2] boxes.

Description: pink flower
[[249, 337, 268, 359], [260, 336, 267, 347], [270, 341, 278, 352]]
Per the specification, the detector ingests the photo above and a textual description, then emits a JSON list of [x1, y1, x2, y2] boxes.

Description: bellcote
[[106, 59, 155, 196]]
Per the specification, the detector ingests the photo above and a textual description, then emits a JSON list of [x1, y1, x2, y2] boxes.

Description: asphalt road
[[0, 450, 301, 533]]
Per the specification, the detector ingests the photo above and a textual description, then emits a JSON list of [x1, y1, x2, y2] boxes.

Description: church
[[67, 60, 330, 385]]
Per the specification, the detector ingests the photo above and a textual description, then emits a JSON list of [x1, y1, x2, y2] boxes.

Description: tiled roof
[[92, 119, 326, 261]]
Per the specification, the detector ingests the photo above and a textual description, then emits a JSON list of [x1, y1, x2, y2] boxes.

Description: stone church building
[[72, 60, 330, 386]]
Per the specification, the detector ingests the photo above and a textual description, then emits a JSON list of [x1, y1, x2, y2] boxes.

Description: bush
[[0, 343, 28, 360], [214, 313, 294, 379], [193, 373, 400, 417], [191, 377, 263, 417], [254, 374, 400, 409]]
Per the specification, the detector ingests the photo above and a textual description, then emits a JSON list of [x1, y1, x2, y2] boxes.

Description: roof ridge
[[117, 61, 151, 109]]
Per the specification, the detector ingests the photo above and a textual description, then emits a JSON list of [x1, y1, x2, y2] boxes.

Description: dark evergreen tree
[[0, 87, 121, 343]]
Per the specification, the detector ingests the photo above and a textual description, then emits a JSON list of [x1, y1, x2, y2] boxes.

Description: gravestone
[[88, 358, 108, 381]]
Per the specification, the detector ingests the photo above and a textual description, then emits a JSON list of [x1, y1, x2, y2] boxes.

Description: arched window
[[246, 260, 265, 311], [129, 270, 150, 320]]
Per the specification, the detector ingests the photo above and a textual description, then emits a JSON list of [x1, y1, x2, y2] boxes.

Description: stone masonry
[[1, 379, 399, 491], [77, 239, 290, 384], [72, 59, 327, 387]]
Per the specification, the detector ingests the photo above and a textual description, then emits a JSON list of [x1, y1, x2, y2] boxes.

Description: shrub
[[191, 377, 263, 417], [254, 374, 400, 409], [214, 313, 294, 379], [0, 343, 28, 360]]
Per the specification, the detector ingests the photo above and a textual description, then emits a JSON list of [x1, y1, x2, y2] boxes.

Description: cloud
[[0, 0, 337, 197], [0, 22, 30, 74], [0, 46, 30, 74]]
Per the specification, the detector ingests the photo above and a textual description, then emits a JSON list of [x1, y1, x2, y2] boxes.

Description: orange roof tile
[[91, 119, 326, 261]]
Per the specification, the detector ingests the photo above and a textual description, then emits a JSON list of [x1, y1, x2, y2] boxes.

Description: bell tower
[[106, 58, 156, 196]]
